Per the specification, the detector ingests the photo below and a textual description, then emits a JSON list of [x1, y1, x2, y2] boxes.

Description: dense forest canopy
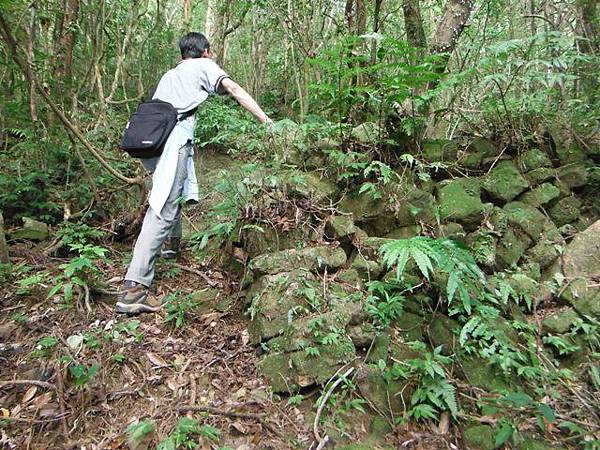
[[0, 0, 599, 449]]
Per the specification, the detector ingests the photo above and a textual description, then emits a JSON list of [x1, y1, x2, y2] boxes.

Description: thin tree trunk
[[26, 3, 38, 122], [576, 0, 598, 54], [370, 0, 384, 64], [54, 0, 80, 81], [183, 0, 192, 29], [0, 211, 9, 264], [403, 0, 426, 53]]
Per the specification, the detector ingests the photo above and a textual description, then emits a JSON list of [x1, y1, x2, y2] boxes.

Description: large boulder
[[481, 161, 529, 204], [250, 245, 347, 275], [436, 178, 485, 225], [11, 217, 49, 241]]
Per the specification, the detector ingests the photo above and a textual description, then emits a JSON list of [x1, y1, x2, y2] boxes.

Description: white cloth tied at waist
[[146, 118, 199, 218]]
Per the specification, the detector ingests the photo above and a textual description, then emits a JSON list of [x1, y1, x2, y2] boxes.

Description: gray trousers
[[125, 143, 189, 287]]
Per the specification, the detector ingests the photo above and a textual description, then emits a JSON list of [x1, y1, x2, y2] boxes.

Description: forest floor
[[0, 246, 453, 450], [0, 150, 456, 450]]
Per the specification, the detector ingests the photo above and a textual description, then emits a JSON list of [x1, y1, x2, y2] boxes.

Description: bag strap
[[177, 107, 197, 122]]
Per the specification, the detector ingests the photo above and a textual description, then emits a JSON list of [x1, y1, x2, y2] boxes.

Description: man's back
[[153, 58, 228, 114]]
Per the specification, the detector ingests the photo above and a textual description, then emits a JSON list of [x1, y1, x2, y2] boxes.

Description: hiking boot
[[116, 284, 164, 314], [160, 237, 181, 259]]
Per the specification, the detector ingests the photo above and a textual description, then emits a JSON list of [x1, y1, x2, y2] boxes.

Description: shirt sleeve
[[200, 59, 229, 94]]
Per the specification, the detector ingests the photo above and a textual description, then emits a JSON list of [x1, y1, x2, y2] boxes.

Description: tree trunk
[[183, 0, 192, 30], [430, 0, 473, 59], [0, 211, 9, 264], [54, 0, 80, 81], [576, 0, 599, 55], [370, 0, 384, 64], [403, 0, 426, 51]]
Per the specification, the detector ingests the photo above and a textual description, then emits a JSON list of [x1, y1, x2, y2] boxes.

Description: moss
[[284, 171, 340, 206], [459, 355, 515, 392], [518, 183, 560, 208], [548, 196, 582, 227], [428, 314, 460, 355], [541, 309, 580, 335], [495, 227, 532, 270], [482, 161, 530, 204], [556, 163, 588, 189], [250, 245, 347, 275], [422, 139, 458, 162], [463, 424, 494, 450], [385, 225, 422, 239], [520, 148, 552, 171], [392, 312, 426, 341], [503, 201, 547, 240], [437, 178, 485, 224], [526, 167, 556, 186]]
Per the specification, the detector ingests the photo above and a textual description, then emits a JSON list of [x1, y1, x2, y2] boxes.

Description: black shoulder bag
[[119, 99, 196, 159]]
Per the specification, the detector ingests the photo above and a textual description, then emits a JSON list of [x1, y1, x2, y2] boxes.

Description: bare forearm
[[221, 78, 270, 123]]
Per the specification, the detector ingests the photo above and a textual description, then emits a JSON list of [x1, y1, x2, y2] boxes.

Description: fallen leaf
[[33, 392, 53, 409], [66, 334, 84, 349], [146, 352, 169, 368], [438, 411, 450, 435], [21, 386, 37, 404], [231, 421, 247, 434], [241, 330, 250, 346]]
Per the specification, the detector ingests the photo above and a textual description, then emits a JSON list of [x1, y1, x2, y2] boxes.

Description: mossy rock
[[350, 254, 383, 281], [495, 226, 532, 270], [428, 314, 460, 355], [482, 161, 529, 204], [437, 222, 466, 240], [526, 241, 560, 269], [243, 226, 310, 259], [556, 163, 588, 189], [356, 365, 412, 418], [422, 139, 458, 162], [548, 196, 581, 227], [470, 231, 497, 268], [560, 278, 600, 318], [365, 332, 390, 364], [326, 215, 356, 240], [520, 435, 566, 450], [385, 225, 422, 240], [250, 245, 347, 275], [393, 187, 436, 227], [526, 167, 557, 186], [284, 171, 340, 206], [463, 138, 501, 169], [247, 271, 318, 344], [259, 336, 356, 392], [519, 148, 553, 171], [392, 312, 426, 342], [462, 424, 494, 450], [556, 144, 587, 165], [437, 178, 484, 225], [503, 201, 547, 240], [541, 309, 580, 335], [459, 355, 515, 392], [518, 183, 560, 208], [11, 217, 49, 241]]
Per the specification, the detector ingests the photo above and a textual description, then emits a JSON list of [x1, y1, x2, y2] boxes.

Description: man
[[116, 32, 272, 314]]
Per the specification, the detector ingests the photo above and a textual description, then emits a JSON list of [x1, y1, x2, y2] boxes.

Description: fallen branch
[[176, 405, 282, 437], [0, 380, 56, 390], [170, 263, 218, 287], [313, 366, 354, 445]]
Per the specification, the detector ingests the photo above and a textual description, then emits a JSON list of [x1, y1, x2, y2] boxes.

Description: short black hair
[[179, 32, 210, 59]]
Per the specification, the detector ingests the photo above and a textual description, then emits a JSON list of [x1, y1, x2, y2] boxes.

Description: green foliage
[[379, 237, 485, 314], [364, 281, 405, 327], [157, 418, 221, 449], [165, 292, 197, 328], [387, 343, 457, 421], [69, 363, 101, 387]]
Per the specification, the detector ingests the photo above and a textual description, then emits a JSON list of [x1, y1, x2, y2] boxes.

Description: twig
[[170, 263, 218, 287], [0, 380, 56, 390], [54, 363, 70, 438], [313, 366, 354, 444], [176, 405, 282, 437], [82, 283, 92, 314]]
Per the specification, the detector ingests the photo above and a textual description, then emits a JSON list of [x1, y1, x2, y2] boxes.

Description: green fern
[[379, 237, 485, 313]]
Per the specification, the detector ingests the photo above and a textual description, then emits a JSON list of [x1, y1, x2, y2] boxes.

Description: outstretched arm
[[220, 78, 272, 124]]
